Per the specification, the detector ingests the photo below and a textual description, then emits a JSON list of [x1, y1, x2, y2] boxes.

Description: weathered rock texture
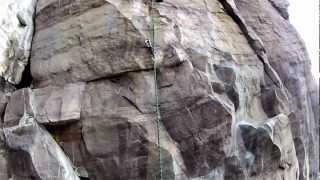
[[0, 0, 318, 180], [0, 0, 37, 84], [3, 91, 80, 180]]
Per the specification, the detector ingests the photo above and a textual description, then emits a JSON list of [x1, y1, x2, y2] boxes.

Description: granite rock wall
[[0, 0, 318, 179]]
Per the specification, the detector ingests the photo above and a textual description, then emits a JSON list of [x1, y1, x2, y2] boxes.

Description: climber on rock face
[[145, 39, 155, 57]]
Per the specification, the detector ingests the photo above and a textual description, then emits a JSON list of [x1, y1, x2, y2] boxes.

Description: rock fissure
[[0, 0, 317, 179], [217, 0, 283, 89]]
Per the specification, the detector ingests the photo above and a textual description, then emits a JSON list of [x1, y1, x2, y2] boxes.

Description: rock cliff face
[[0, 0, 318, 180]]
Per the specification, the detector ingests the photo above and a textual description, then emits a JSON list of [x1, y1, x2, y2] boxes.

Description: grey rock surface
[[3, 88, 80, 179], [267, 0, 290, 19], [238, 114, 299, 180], [4, 83, 84, 127], [31, 0, 185, 87], [31, 82, 85, 124], [4, 113, 80, 180], [233, 0, 319, 178], [0, 0, 318, 180]]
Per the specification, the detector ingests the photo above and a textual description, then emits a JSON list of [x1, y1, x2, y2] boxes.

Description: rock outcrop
[[0, 0, 318, 180], [4, 103, 80, 180], [0, 0, 36, 84]]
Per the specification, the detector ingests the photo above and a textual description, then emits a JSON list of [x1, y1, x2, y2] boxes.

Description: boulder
[[4, 112, 79, 180]]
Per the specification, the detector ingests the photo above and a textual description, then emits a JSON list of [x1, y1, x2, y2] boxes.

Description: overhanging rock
[[238, 114, 299, 179], [31, 82, 85, 125], [4, 83, 85, 126], [3, 112, 80, 180]]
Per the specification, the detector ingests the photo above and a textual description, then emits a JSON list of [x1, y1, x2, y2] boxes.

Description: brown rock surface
[[0, 0, 318, 179]]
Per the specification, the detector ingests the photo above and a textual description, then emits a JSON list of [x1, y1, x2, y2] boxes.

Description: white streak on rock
[[0, 0, 37, 84]]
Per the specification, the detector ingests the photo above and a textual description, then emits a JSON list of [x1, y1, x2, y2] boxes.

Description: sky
[[288, 0, 319, 79]]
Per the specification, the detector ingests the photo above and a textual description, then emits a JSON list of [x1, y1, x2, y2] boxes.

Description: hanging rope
[[147, 1, 164, 179]]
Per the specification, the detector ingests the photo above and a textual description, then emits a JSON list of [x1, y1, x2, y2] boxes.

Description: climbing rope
[[147, 1, 164, 179]]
